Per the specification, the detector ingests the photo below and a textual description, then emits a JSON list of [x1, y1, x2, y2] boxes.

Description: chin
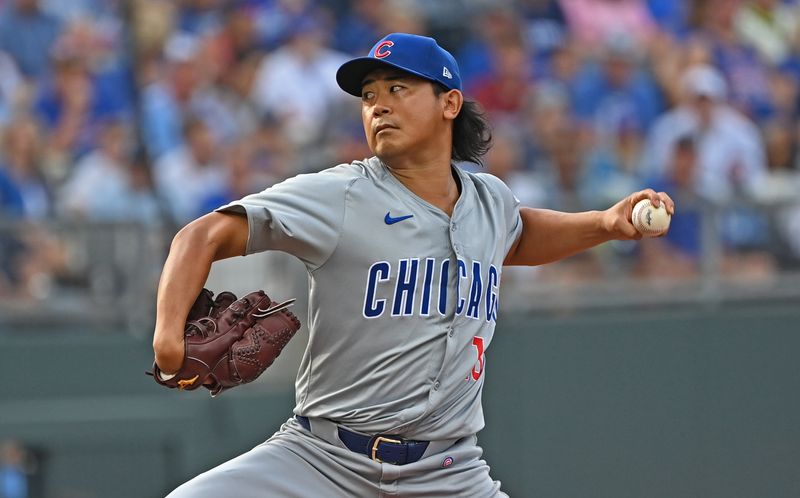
[[373, 141, 407, 161]]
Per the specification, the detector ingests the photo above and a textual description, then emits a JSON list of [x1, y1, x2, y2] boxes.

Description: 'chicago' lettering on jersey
[[362, 258, 500, 321]]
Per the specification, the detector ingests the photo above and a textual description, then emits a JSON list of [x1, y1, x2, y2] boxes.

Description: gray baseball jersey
[[217, 156, 522, 441]]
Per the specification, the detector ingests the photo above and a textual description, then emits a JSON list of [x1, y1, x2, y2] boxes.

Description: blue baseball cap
[[336, 33, 462, 97]]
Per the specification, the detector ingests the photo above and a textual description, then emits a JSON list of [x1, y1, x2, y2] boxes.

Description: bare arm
[[504, 189, 674, 266], [152, 211, 249, 373]]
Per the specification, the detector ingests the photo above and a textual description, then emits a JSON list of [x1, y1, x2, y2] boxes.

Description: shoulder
[[319, 49, 351, 71], [716, 107, 760, 135], [248, 159, 373, 201], [648, 107, 696, 140], [318, 159, 372, 180], [465, 170, 520, 209], [469, 171, 514, 198], [155, 147, 190, 169], [71, 151, 105, 176], [652, 107, 693, 128], [280, 159, 372, 188]]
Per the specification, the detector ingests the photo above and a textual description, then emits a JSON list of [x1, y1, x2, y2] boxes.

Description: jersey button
[[433, 381, 441, 390], [447, 327, 454, 337], [450, 223, 457, 232]]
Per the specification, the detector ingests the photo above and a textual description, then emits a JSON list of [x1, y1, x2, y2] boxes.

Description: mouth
[[374, 123, 397, 136]]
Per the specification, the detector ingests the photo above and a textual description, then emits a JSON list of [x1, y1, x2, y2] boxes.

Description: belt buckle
[[371, 436, 402, 463]]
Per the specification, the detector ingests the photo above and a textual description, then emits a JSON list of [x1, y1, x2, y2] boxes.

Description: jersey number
[[471, 336, 485, 381]]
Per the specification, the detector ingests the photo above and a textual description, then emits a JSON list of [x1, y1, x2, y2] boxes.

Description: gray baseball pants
[[167, 416, 507, 497]]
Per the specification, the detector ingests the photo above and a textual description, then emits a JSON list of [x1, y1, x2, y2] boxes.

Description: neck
[[382, 154, 460, 216]]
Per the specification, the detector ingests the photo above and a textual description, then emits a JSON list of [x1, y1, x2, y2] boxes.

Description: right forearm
[[152, 228, 215, 372], [151, 212, 249, 373]]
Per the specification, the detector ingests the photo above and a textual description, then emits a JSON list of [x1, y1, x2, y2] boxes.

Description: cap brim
[[336, 57, 440, 97]]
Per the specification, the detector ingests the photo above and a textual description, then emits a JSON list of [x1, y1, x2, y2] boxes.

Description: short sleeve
[[215, 167, 357, 269], [474, 173, 523, 257]]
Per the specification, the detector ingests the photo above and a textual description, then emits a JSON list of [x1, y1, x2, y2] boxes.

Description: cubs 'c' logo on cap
[[374, 40, 394, 59]]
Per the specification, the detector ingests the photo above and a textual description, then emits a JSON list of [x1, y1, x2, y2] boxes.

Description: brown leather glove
[[147, 288, 301, 396]]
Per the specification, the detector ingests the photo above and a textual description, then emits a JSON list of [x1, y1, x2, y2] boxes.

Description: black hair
[[675, 134, 697, 152], [182, 115, 208, 138], [433, 83, 492, 165]]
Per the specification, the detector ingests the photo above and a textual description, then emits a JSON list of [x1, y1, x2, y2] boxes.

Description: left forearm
[[503, 207, 612, 266]]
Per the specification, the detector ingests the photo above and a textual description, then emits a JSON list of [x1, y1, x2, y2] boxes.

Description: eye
[[361, 90, 375, 101], [390, 85, 403, 92]]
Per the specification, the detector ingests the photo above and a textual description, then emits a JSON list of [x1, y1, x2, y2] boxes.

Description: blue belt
[[295, 415, 429, 465]]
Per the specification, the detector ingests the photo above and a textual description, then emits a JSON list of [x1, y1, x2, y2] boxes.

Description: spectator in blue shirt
[[332, 0, 383, 55], [0, 0, 61, 78], [571, 34, 664, 131], [0, 441, 28, 498], [0, 157, 28, 295], [0, 168, 25, 218]]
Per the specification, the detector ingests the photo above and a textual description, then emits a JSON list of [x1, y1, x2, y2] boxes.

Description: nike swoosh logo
[[384, 212, 414, 225]]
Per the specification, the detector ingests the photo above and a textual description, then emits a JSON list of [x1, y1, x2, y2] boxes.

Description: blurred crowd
[[2, 0, 800, 298], [0, 440, 34, 498]]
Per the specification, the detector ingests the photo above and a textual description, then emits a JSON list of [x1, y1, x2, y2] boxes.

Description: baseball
[[631, 199, 671, 236]]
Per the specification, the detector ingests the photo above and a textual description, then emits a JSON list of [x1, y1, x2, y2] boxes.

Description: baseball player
[[152, 33, 675, 497]]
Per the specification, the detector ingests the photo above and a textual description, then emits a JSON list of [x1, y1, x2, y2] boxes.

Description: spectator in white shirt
[[643, 64, 767, 204], [152, 117, 228, 224], [58, 120, 160, 223], [250, 17, 349, 148], [735, 0, 800, 65]]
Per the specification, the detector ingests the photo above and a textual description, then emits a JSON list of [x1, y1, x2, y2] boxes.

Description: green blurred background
[[2, 300, 798, 498]]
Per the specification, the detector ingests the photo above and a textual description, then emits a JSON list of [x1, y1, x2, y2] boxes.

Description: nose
[[372, 92, 392, 117], [372, 102, 391, 117]]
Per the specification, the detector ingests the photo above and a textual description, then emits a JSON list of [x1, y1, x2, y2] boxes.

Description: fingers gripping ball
[[148, 289, 301, 396], [631, 199, 671, 237]]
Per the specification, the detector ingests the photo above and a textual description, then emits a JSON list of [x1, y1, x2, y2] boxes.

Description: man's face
[[691, 94, 715, 126], [360, 68, 447, 161], [15, 0, 39, 14], [188, 124, 216, 165]]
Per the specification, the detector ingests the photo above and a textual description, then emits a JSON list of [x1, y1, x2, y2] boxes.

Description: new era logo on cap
[[336, 33, 462, 97]]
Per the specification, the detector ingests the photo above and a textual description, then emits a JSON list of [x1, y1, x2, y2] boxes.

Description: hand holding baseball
[[602, 189, 675, 240], [631, 198, 671, 236]]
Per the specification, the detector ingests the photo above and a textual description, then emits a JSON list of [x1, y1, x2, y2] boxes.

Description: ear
[[442, 89, 463, 121]]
